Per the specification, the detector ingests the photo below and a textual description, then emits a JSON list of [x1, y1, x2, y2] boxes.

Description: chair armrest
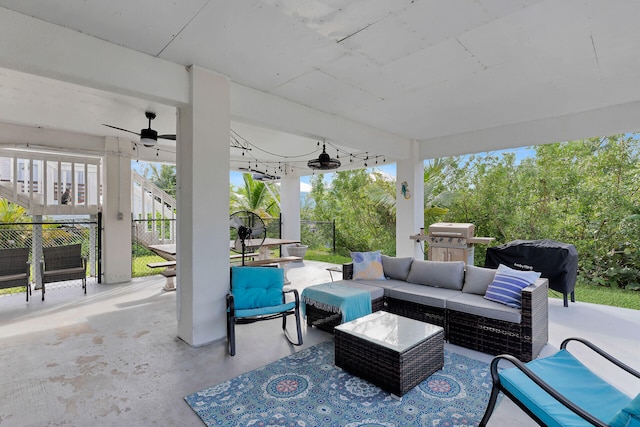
[[491, 354, 609, 427], [561, 337, 640, 380], [521, 278, 548, 322], [226, 293, 235, 314], [342, 263, 354, 280], [283, 288, 300, 307]]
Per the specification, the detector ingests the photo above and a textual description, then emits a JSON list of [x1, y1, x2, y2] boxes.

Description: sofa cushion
[[447, 293, 522, 323], [389, 283, 460, 309], [332, 279, 385, 300], [462, 265, 497, 295], [484, 264, 541, 309], [406, 260, 465, 290], [381, 255, 413, 281], [351, 251, 386, 280], [352, 278, 406, 297]]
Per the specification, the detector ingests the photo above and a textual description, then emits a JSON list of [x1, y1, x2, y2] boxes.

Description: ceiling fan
[[103, 111, 176, 147]]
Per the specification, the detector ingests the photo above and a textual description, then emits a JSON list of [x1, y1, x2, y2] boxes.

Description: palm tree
[[230, 173, 278, 218]]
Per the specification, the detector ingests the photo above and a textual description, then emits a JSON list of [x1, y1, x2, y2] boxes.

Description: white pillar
[[280, 174, 301, 255], [395, 141, 424, 259], [103, 136, 132, 283], [176, 66, 230, 346]]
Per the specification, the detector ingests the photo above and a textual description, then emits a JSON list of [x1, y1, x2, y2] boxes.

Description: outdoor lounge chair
[[40, 244, 87, 300], [480, 337, 640, 427], [0, 247, 32, 301], [226, 266, 303, 356]]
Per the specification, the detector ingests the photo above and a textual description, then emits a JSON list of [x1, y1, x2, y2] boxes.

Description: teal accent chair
[[227, 266, 303, 356], [480, 337, 640, 427]]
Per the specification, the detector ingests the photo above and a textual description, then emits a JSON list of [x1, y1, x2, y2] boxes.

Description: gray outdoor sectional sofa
[[305, 255, 549, 362]]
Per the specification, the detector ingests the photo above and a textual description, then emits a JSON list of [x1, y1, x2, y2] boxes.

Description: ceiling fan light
[[307, 143, 341, 170], [140, 127, 158, 147]]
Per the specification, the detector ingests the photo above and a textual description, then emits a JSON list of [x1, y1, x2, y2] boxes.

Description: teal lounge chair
[[226, 266, 303, 356], [480, 337, 640, 426]]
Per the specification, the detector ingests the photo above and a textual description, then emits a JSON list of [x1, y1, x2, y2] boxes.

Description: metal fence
[[0, 218, 99, 296]]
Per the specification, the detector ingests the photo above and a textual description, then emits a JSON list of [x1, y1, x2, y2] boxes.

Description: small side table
[[326, 266, 342, 281]]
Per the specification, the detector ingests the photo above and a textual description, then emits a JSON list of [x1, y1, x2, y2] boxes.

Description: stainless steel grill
[[427, 223, 493, 264]]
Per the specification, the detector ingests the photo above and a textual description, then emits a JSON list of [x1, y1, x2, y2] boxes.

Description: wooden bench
[[244, 256, 302, 266], [147, 260, 176, 269], [147, 260, 177, 291]]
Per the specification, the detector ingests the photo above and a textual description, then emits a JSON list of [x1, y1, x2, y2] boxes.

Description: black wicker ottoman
[[334, 311, 444, 397]]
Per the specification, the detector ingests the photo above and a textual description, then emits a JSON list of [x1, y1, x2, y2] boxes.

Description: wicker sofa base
[[447, 309, 532, 360], [335, 320, 445, 396], [385, 298, 446, 329], [306, 297, 384, 332]]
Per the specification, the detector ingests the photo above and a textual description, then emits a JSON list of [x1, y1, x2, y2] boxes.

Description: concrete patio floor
[[0, 261, 638, 426]]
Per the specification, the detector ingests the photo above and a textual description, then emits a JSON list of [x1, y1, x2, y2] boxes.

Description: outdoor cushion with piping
[[231, 266, 284, 310], [610, 393, 640, 427], [462, 265, 497, 295], [499, 349, 631, 427], [406, 259, 465, 290], [381, 255, 413, 281]]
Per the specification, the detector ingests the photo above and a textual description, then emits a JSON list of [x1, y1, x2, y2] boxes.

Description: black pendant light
[[307, 143, 341, 170]]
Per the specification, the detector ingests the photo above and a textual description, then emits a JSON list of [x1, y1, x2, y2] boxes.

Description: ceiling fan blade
[[158, 134, 176, 140], [102, 124, 140, 136]]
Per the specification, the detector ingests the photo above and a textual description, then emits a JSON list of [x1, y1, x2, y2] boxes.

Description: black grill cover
[[484, 239, 578, 295]]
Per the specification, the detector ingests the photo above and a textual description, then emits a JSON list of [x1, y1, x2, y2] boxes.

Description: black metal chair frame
[[226, 268, 303, 356], [40, 244, 87, 301], [0, 247, 32, 301], [480, 337, 640, 426]]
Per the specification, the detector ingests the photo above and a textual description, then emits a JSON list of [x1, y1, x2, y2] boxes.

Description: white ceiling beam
[[420, 100, 640, 160], [0, 7, 189, 107]]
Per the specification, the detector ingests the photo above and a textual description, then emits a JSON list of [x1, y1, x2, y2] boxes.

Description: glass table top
[[334, 311, 444, 353]]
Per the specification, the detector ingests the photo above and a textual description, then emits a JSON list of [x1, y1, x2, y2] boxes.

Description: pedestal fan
[[230, 211, 266, 265]]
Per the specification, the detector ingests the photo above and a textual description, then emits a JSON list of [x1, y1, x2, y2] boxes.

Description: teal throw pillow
[[351, 251, 386, 280]]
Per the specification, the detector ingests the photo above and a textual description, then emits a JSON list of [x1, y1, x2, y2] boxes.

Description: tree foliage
[[230, 173, 279, 218], [444, 136, 640, 289]]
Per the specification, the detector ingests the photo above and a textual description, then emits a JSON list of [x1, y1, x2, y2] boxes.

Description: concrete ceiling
[[1, 0, 640, 175]]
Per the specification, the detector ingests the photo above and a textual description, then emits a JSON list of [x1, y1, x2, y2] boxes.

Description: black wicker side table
[[334, 311, 444, 397]]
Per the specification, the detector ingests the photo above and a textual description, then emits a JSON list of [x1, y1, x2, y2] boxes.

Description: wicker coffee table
[[334, 311, 444, 397]]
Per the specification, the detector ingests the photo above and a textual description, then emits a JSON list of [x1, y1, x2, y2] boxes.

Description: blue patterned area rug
[[185, 341, 495, 427]]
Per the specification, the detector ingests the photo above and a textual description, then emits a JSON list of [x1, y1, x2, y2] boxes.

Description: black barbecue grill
[[484, 239, 578, 307]]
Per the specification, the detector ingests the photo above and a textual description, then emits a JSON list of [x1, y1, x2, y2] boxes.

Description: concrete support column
[[395, 141, 424, 259], [176, 66, 230, 346], [280, 174, 301, 255], [103, 136, 132, 283]]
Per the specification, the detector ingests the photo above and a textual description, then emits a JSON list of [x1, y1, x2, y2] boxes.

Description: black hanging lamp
[[307, 142, 341, 170]]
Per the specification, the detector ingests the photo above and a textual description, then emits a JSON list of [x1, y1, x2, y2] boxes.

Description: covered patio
[[1, 1, 640, 347], [0, 261, 638, 425]]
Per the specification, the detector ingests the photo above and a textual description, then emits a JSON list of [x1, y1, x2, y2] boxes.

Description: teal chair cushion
[[500, 349, 632, 427], [231, 266, 285, 310], [235, 302, 296, 318], [610, 393, 640, 427]]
